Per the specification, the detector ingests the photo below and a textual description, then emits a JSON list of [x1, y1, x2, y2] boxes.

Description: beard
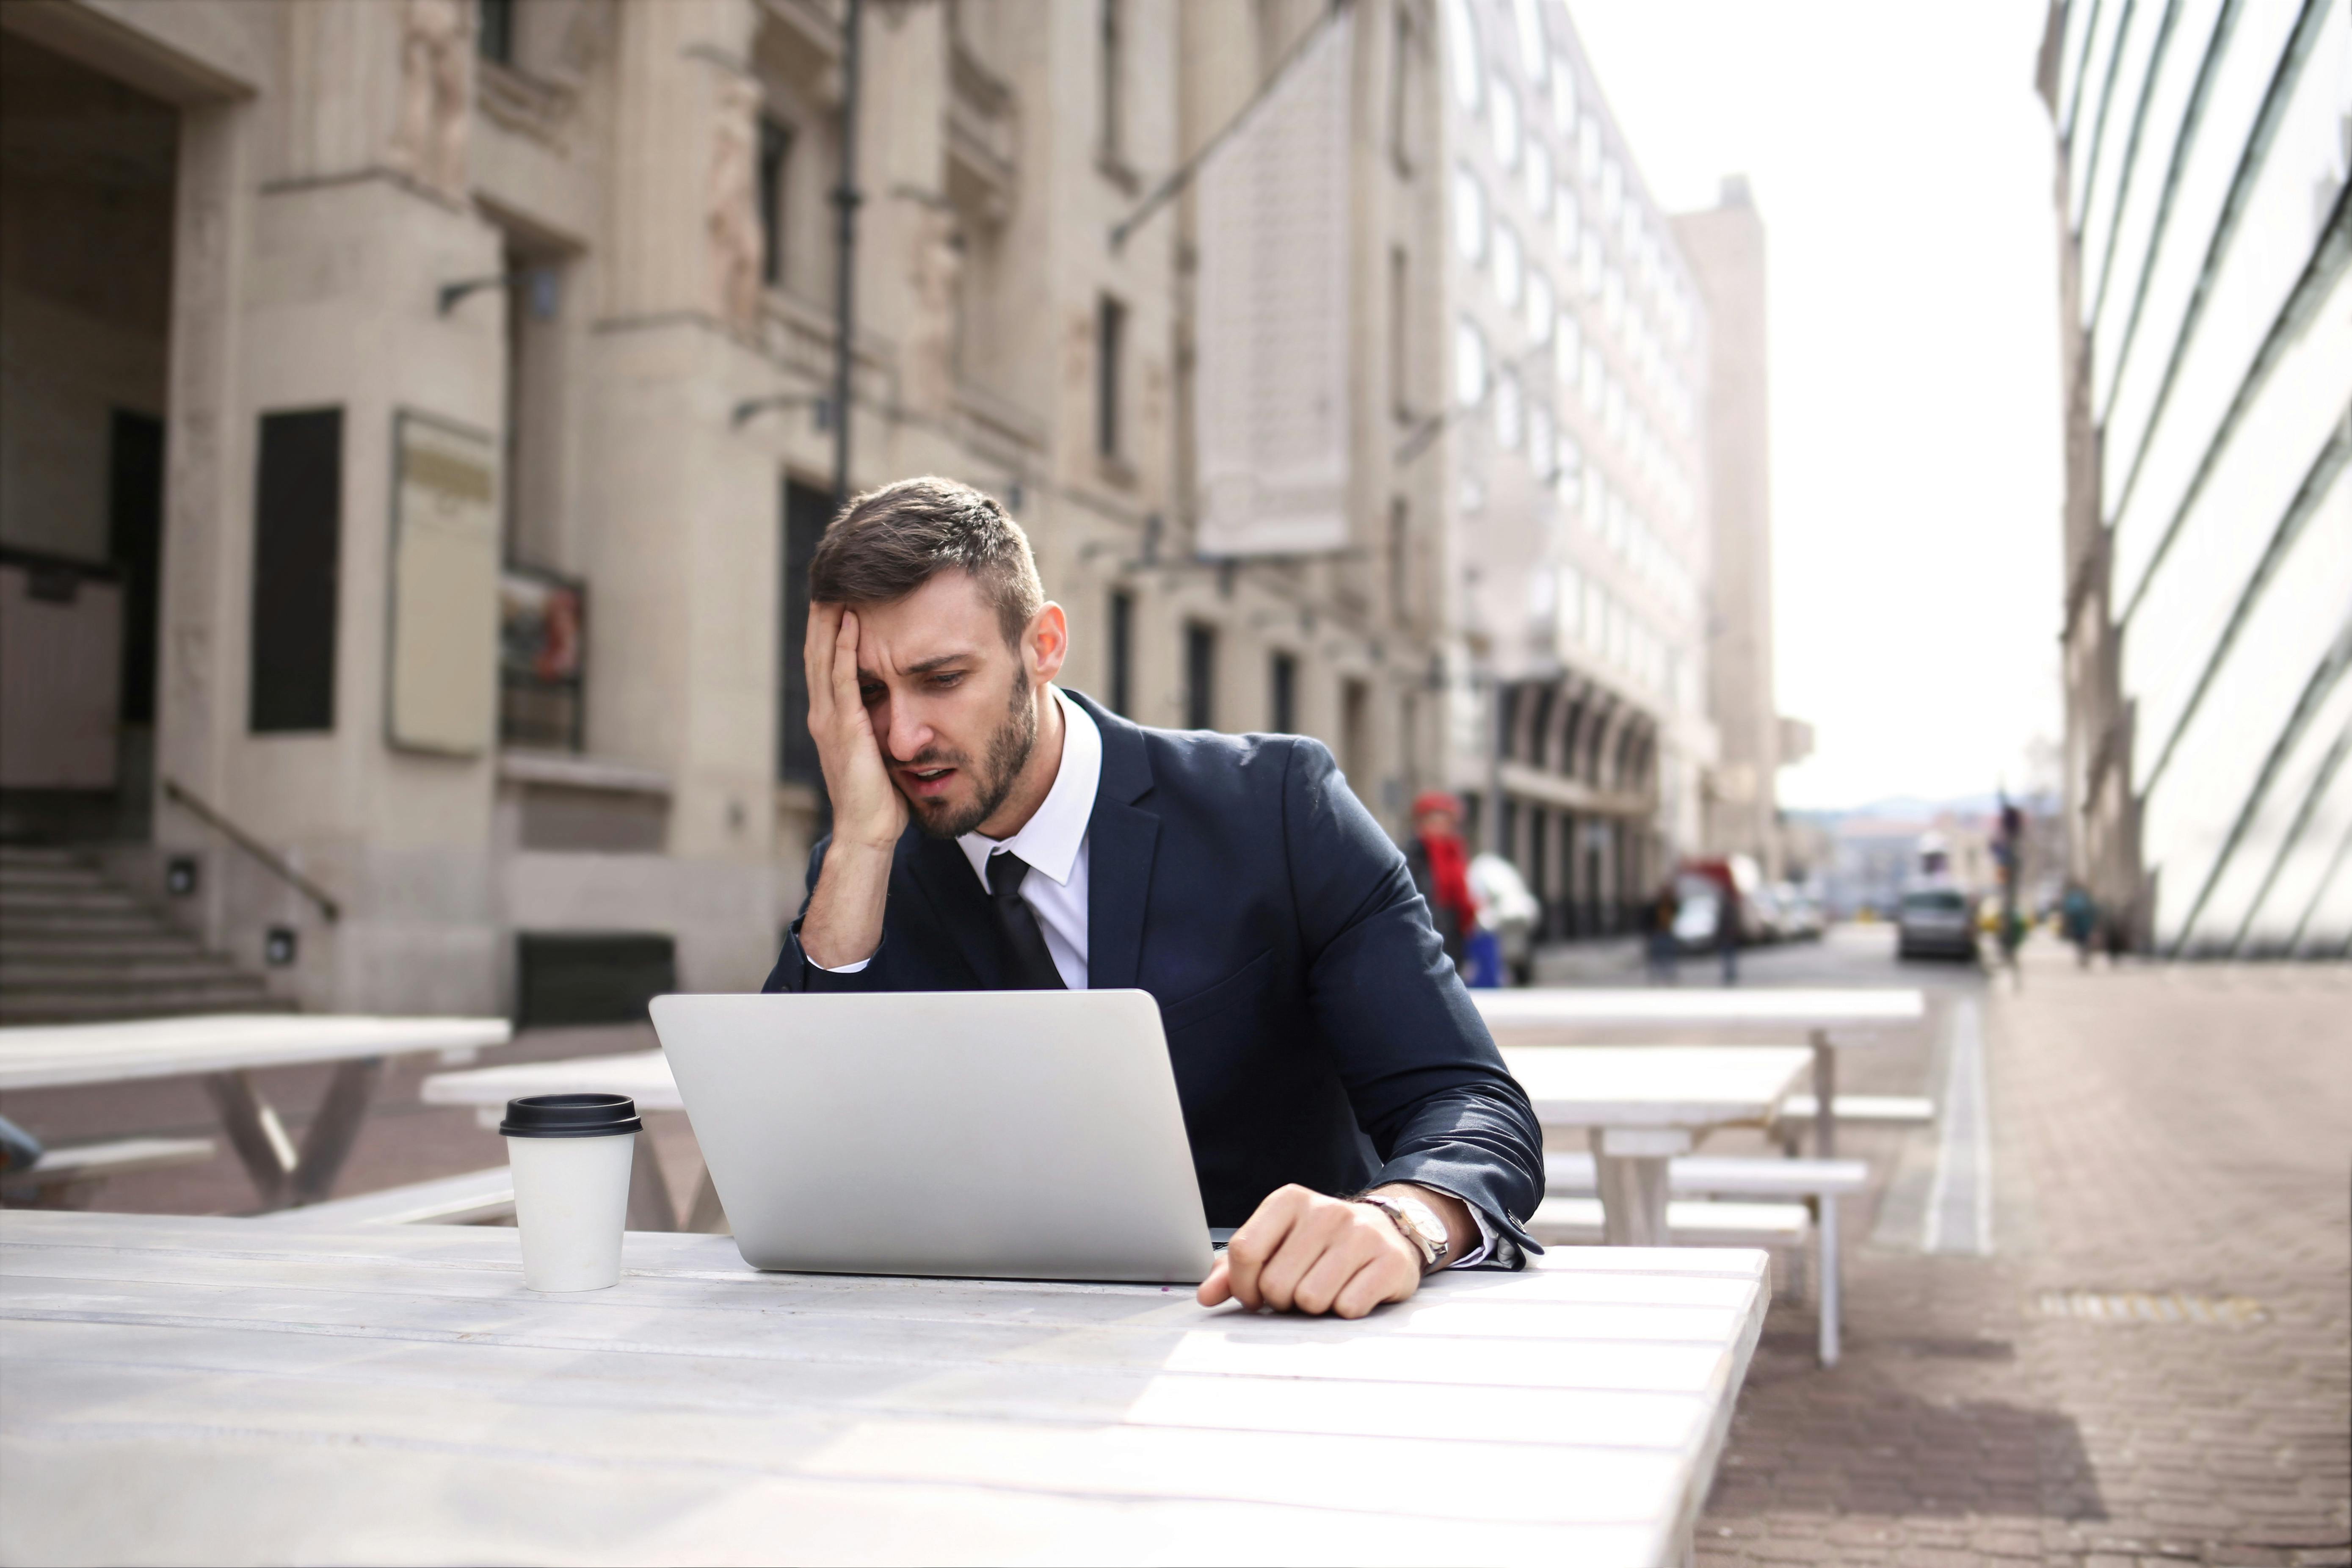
[[902, 671, 1039, 840]]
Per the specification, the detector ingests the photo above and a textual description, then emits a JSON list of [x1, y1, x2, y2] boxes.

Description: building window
[[1388, 496, 1411, 622], [1512, 0, 1549, 82], [250, 409, 344, 734], [1269, 651, 1297, 734], [779, 478, 830, 783], [1488, 77, 1521, 169], [1454, 318, 1488, 408], [1389, 246, 1412, 421], [1493, 223, 1523, 310], [1494, 367, 1524, 449], [1107, 588, 1134, 715], [1184, 623, 1217, 731], [478, 0, 516, 66], [1096, 295, 1126, 459], [1442, 0, 1481, 113], [1388, 4, 1422, 174], [758, 118, 791, 287], [1099, 0, 1126, 166], [1452, 163, 1487, 263], [1341, 676, 1369, 784]]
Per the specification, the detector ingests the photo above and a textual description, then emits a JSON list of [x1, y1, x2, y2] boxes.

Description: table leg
[[287, 1057, 383, 1207], [627, 1131, 678, 1231], [1818, 1193, 1842, 1367], [1811, 1029, 1836, 1159], [1591, 1127, 1688, 1246], [204, 1070, 297, 1209]]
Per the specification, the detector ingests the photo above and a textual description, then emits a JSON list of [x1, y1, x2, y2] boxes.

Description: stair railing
[[160, 777, 342, 923]]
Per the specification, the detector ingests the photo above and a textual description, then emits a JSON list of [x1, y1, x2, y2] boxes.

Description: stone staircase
[[0, 845, 291, 1025]]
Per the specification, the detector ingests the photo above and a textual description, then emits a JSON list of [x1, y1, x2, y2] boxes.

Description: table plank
[[422, 1049, 678, 1111], [1473, 987, 1924, 1041], [0, 1015, 512, 1091], [1, 1212, 1767, 1565], [1501, 1045, 1814, 1129]]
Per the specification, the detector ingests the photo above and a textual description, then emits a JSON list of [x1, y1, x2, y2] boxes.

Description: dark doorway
[[108, 410, 164, 837]]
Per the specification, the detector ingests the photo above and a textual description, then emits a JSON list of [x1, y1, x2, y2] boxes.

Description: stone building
[[2037, 0, 2350, 956], [1431, 0, 1716, 938], [0, 0, 1451, 1020], [1674, 176, 1805, 883]]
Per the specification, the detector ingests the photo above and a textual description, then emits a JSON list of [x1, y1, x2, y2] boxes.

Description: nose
[[883, 696, 933, 763]]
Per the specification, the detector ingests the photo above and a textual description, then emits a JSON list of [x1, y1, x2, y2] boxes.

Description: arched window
[[1511, 0, 1549, 83], [1488, 77, 1521, 169], [1454, 317, 1488, 407], [1526, 270, 1554, 345], [1493, 223, 1523, 310]]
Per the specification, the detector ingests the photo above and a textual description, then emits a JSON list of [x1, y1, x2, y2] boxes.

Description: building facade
[[0, 0, 1452, 1019], [1674, 176, 1800, 883], [1432, 0, 1717, 939], [2039, 0, 2350, 956]]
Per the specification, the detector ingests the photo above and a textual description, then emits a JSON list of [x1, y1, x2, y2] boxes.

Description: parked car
[[1772, 883, 1826, 940], [1469, 852, 1540, 986], [1897, 884, 1979, 961]]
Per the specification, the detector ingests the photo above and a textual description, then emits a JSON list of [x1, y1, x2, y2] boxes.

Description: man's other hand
[[1197, 1184, 1431, 1319]]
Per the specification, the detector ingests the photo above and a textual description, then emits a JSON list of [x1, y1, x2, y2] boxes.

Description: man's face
[[847, 571, 1064, 839]]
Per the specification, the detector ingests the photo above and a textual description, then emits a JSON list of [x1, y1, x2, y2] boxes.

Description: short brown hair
[[807, 476, 1044, 649]]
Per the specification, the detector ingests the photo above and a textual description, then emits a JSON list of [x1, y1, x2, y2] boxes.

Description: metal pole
[[830, 0, 863, 511]]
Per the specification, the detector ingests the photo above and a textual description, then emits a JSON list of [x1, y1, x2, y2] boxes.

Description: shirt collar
[[957, 687, 1101, 889]]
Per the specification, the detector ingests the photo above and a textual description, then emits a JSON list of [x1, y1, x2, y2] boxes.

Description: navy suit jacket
[[762, 690, 1544, 1256]]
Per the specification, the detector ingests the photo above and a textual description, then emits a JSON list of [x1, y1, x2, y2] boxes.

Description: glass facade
[[2049, 0, 2351, 956]]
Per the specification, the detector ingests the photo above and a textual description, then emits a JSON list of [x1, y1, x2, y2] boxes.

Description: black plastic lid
[[498, 1093, 643, 1139]]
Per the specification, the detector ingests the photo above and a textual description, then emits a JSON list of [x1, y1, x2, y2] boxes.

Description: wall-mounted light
[[731, 394, 834, 431], [437, 267, 561, 319], [264, 926, 298, 967], [165, 856, 199, 897]]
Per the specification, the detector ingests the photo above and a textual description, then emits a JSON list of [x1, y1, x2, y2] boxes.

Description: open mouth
[[900, 766, 959, 799]]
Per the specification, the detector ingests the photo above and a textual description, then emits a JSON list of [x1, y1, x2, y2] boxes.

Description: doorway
[[0, 33, 177, 842]]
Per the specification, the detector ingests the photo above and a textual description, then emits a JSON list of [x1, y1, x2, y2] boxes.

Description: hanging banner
[[1193, 14, 1355, 558], [387, 411, 499, 756]]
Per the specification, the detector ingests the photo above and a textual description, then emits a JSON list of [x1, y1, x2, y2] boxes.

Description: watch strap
[[1358, 1193, 1447, 1273]]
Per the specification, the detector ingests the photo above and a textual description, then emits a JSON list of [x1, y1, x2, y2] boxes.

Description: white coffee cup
[[500, 1093, 642, 1292]]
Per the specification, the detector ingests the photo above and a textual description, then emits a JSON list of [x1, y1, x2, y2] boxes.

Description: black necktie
[[985, 851, 1067, 990]]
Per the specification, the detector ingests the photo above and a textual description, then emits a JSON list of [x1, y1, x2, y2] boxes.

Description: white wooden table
[[1473, 988, 1926, 1156], [419, 1049, 700, 1230], [1502, 1045, 1814, 1248], [0, 1014, 510, 1210], [0, 1209, 1769, 1567]]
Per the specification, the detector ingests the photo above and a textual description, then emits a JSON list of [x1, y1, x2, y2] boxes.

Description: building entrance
[[0, 34, 177, 843]]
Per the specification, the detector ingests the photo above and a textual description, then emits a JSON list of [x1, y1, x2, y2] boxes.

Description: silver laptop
[[650, 990, 1215, 1283]]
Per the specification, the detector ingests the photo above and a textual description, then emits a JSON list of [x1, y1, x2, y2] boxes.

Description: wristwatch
[[1358, 1190, 1449, 1274]]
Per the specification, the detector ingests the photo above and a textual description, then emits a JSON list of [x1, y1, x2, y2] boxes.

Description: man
[[766, 478, 1543, 1320]]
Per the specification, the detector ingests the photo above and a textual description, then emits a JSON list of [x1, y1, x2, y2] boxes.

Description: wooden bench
[[0, 1137, 215, 1209], [1772, 1093, 1934, 1154], [252, 1166, 516, 1229], [1545, 1149, 1869, 1366]]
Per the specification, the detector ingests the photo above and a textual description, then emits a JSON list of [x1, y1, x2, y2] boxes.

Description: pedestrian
[[2061, 882, 2097, 969], [1644, 882, 1680, 985], [1715, 880, 1741, 986], [1404, 791, 1482, 980]]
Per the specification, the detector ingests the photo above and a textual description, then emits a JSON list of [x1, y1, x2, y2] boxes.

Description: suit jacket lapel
[[1072, 690, 1158, 991], [905, 831, 1002, 987]]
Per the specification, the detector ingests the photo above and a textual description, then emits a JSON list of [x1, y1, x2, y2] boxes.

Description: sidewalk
[[1699, 946, 2352, 1567]]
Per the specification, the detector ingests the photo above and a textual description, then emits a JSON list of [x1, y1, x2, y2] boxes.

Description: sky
[[1567, 1, 2068, 810]]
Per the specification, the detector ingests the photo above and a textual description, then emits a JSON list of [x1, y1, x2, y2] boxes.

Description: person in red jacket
[[1404, 791, 1480, 973]]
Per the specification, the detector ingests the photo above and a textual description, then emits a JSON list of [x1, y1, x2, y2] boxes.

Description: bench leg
[[1818, 1193, 1841, 1367], [206, 1070, 298, 1209], [1811, 1030, 1836, 1159], [627, 1131, 678, 1231], [287, 1057, 383, 1207]]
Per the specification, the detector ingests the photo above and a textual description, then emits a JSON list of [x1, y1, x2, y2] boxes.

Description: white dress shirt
[[814, 685, 1502, 1266], [955, 686, 1098, 992]]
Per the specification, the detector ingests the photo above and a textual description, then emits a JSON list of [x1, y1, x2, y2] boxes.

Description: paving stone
[[1691, 942, 2349, 1565]]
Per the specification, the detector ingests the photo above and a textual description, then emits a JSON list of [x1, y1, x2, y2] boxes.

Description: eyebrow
[[858, 651, 977, 682]]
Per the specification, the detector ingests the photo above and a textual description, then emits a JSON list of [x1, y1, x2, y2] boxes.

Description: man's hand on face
[[1197, 1184, 1454, 1319], [805, 601, 906, 853]]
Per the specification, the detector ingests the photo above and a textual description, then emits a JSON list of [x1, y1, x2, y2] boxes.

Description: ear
[[1025, 602, 1069, 686]]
